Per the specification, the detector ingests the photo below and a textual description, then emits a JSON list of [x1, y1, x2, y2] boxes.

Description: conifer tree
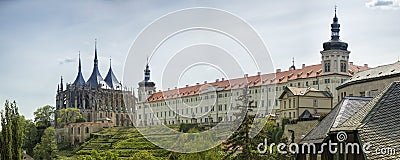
[[223, 85, 257, 159]]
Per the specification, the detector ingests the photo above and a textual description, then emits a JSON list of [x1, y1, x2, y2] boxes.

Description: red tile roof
[[147, 63, 368, 102]]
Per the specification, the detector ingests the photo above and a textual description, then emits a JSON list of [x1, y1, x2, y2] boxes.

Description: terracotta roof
[[148, 63, 368, 102]]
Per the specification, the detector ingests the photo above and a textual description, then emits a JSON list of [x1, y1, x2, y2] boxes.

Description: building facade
[[56, 41, 135, 127], [134, 10, 368, 126], [277, 87, 333, 121], [337, 61, 400, 101]]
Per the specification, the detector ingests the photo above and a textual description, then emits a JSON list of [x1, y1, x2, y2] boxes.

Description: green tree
[[34, 105, 54, 128], [34, 127, 57, 160], [22, 119, 39, 157], [57, 108, 85, 128], [223, 86, 258, 160], [0, 100, 24, 160]]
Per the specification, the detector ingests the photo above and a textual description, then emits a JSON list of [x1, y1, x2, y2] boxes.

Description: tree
[[0, 100, 24, 160], [222, 86, 257, 159], [22, 119, 39, 157], [57, 108, 85, 128], [34, 105, 54, 128], [34, 127, 57, 160]]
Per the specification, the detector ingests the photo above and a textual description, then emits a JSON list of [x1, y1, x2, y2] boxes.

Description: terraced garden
[[72, 126, 179, 159]]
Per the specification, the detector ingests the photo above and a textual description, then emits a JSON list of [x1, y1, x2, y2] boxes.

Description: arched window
[[85, 127, 89, 133]]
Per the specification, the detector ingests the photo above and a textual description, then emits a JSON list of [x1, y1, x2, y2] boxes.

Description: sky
[[0, 0, 399, 120]]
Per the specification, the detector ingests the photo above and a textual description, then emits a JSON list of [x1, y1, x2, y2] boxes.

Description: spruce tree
[[223, 85, 257, 159]]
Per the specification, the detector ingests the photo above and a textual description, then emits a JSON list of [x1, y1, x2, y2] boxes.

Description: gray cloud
[[366, 0, 400, 9], [59, 57, 76, 65]]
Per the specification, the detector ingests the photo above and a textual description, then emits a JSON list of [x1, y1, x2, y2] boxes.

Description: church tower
[[321, 7, 350, 75], [138, 61, 156, 102]]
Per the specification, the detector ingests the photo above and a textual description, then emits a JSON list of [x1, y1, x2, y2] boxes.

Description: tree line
[[0, 100, 84, 160]]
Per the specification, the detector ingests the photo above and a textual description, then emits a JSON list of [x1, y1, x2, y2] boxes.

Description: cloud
[[59, 57, 76, 65], [366, 0, 400, 9]]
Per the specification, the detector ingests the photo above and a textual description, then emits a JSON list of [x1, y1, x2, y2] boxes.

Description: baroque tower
[[321, 7, 350, 75], [138, 61, 156, 102]]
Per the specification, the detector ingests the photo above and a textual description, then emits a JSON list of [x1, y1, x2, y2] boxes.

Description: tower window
[[324, 61, 331, 72], [340, 61, 347, 72]]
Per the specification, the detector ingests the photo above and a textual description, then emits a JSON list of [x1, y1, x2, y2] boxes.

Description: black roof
[[104, 61, 121, 89], [72, 54, 85, 85], [300, 97, 371, 144]]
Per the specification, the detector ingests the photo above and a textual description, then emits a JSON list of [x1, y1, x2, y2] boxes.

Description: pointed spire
[[144, 58, 151, 82], [289, 57, 296, 70], [104, 58, 121, 89], [94, 38, 98, 65], [60, 76, 64, 91], [331, 6, 340, 41], [323, 6, 348, 51], [292, 57, 295, 66], [138, 57, 156, 89], [86, 39, 104, 88], [78, 51, 82, 72], [334, 5, 337, 17], [73, 52, 85, 85]]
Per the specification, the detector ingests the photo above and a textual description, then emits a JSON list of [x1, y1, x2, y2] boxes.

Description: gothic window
[[324, 60, 331, 72]]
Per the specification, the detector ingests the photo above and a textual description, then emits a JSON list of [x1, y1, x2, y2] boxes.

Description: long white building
[[134, 9, 368, 126]]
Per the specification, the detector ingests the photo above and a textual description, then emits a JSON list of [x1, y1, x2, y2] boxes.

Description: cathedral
[[55, 41, 135, 127], [56, 9, 369, 127]]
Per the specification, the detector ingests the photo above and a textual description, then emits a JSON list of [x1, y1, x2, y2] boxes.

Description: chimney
[[204, 81, 207, 84], [244, 74, 248, 77], [186, 85, 189, 87], [349, 62, 353, 65], [257, 71, 261, 75], [215, 79, 219, 82], [276, 69, 281, 73], [364, 64, 368, 68], [221, 78, 225, 81], [302, 64, 306, 69]]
